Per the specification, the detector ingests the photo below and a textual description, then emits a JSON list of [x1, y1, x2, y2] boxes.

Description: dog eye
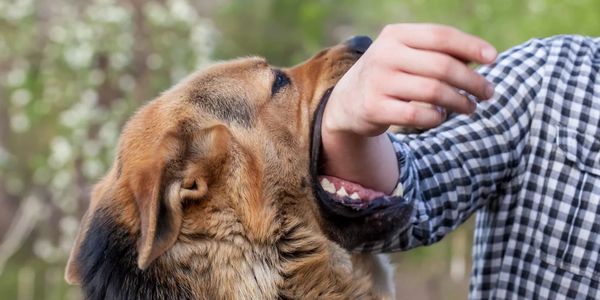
[[271, 70, 290, 96]]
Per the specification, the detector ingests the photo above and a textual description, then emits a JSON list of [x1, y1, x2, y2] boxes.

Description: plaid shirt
[[362, 36, 600, 299]]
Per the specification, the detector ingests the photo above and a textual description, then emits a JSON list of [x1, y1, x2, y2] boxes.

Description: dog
[[65, 36, 414, 299]]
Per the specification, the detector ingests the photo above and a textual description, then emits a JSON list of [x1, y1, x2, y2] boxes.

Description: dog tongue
[[318, 175, 386, 202]]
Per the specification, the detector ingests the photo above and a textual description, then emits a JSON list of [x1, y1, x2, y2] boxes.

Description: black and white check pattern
[[359, 36, 600, 299]]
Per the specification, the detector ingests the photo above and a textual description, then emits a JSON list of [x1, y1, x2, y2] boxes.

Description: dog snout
[[345, 36, 372, 54]]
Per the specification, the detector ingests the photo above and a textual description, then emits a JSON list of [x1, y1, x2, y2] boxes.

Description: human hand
[[321, 24, 497, 194], [325, 23, 497, 136]]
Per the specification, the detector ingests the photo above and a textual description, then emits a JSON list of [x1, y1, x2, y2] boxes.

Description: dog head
[[66, 36, 408, 298]]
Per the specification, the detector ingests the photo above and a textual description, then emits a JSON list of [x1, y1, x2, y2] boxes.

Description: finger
[[371, 97, 446, 128], [380, 23, 497, 64], [393, 46, 494, 100], [379, 72, 475, 114]]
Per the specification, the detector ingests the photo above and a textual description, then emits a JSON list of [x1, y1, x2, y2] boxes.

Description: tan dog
[[65, 37, 413, 299]]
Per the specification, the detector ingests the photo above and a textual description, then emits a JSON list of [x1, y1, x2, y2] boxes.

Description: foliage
[[400, 0, 600, 51], [216, 0, 600, 65], [214, 0, 399, 65]]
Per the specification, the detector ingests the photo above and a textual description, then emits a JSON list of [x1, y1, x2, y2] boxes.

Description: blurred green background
[[0, 0, 598, 299]]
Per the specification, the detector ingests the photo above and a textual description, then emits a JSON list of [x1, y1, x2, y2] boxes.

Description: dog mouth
[[309, 88, 413, 249], [316, 175, 403, 210], [309, 88, 407, 211]]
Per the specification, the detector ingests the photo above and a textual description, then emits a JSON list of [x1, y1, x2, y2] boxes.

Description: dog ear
[[135, 124, 231, 270], [64, 124, 232, 284]]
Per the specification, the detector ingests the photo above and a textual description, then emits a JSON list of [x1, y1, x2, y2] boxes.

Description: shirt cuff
[[387, 132, 429, 225]]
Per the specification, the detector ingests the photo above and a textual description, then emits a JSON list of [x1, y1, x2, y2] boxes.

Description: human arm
[[321, 24, 497, 194], [321, 26, 549, 251]]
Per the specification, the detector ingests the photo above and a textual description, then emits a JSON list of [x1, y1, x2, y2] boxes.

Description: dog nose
[[345, 36, 372, 54]]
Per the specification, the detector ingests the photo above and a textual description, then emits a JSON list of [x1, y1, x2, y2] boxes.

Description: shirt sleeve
[[355, 38, 550, 253]]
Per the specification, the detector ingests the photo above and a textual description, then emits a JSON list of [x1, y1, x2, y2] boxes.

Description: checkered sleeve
[[357, 39, 550, 253]]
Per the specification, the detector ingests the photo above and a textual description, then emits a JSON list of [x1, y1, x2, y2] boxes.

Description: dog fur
[[65, 41, 397, 300]]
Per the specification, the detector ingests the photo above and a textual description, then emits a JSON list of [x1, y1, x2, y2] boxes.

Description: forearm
[[321, 129, 398, 194]]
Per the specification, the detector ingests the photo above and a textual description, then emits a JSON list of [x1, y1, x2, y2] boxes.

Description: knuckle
[[433, 25, 455, 36], [380, 24, 396, 37], [429, 25, 453, 45], [363, 109, 379, 123], [436, 58, 454, 77], [401, 105, 418, 124], [380, 24, 406, 40], [370, 50, 388, 67], [371, 50, 397, 71], [366, 78, 381, 92], [381, 23, 404, 34], [424, 80, 444, 100], [362, 99, 379, 120]]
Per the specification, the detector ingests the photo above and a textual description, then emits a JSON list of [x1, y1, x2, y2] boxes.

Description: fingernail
[[469, 98, 477, 111], [481, 46, 497, 62], [485, 82, 495, 98], [436, 106, 447, 117]]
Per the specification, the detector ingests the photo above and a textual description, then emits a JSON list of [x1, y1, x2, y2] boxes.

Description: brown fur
[[65, 41, 394, 299]]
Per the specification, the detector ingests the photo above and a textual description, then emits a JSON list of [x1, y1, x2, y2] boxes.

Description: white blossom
[[11, 89, 31, 107], [10, 113, 30, 133], [49, 137, 73, 168]]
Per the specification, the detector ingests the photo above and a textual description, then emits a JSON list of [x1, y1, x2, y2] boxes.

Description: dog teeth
[[392, 182, 404, 197], [320, 178, 336, 193], [350, 192, 360, 200], [336, 187, 348, 197]]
